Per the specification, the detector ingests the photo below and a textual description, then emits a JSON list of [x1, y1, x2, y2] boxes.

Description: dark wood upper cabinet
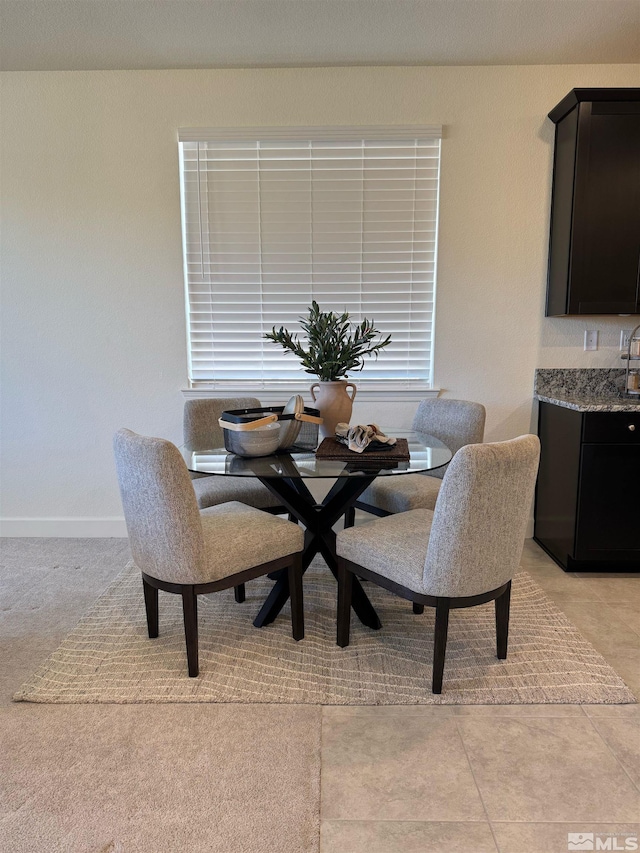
[[546, 88, 640, 316]]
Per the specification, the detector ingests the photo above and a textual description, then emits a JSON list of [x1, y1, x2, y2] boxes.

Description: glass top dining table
[[179, 430, 452, 632], [180, 429, 452, 479]]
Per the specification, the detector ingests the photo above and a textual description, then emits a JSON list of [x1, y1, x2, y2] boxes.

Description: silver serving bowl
[[225, 422, 281, 457]]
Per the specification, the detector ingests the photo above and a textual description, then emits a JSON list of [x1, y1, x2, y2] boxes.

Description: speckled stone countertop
[[535, 369, 640, 412]]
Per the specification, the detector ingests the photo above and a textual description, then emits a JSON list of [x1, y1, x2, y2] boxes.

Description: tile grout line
[[484, 819, 640, 824], [589, 600, 640, 641], [318, 705, 326, 851], [540, 594, 640, 663], [315, 817, 640, 824], [584, 713, 640, 795], [574, 582, 640, 612], [453, 716, 501, 853]]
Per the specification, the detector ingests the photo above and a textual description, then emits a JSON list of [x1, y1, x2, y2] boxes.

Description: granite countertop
[[536, 392, 640, 412], [535, 368, 640, 413]]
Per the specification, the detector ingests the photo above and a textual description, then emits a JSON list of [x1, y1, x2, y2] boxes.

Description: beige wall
[[1, 65, 638, 534]]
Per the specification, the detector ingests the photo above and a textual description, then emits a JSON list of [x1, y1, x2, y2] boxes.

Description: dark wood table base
[[253, 473, 382, 630]]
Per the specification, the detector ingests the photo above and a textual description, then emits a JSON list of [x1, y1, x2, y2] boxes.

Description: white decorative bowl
[[225, 422, 281, 457], [278, 394, 305, 449]]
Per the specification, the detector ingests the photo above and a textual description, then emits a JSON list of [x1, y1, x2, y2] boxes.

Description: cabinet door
[[569, 103, 640, 314], [574, 443, 640, 560], [534, 403, 582, 567]]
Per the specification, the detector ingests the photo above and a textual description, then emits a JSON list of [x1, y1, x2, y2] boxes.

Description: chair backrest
[[113, 428, 207, 584], [412, 398, 486, 479], [423, 435, 540, 597], [183, 397, 261, 450]]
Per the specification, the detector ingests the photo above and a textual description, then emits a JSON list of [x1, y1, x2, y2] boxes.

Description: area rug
[[14, 559, 636, 705]]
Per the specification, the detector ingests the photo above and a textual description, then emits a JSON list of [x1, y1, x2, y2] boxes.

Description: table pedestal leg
[[253, 475, 382, 631]]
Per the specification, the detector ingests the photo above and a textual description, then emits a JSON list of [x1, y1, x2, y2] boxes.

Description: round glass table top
[[180, 429, 452, 479]]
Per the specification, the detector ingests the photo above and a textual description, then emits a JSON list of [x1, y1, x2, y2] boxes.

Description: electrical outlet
[[620, 329, 633, 350], [584, 330, 598, 351]]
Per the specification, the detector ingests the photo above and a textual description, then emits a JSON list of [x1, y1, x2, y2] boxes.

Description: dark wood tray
[[315, 436, 410, 462]]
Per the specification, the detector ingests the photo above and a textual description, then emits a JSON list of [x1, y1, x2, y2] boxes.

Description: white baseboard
[[0, 518, 128, 537], [0, 516, 536, 540]]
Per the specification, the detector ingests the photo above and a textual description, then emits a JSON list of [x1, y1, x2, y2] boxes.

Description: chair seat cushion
[[192, 475, 282, 510], [200, 502, 304, 581], [358, 473, 442, 514], [336, 509, 434, 595]]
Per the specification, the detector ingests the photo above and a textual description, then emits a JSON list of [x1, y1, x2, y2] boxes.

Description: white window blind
[[178, 126, 442, 387]]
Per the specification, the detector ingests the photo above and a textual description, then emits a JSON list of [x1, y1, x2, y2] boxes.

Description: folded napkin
[[335, 423, 397, 454]]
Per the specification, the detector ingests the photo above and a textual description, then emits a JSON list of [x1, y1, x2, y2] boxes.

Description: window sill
[[182, 383, 441, 404]]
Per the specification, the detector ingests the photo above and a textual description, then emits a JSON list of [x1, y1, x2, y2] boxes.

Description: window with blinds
[[178, 126, 442, 387]]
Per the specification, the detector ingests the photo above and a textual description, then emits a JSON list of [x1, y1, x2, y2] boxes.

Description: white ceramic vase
[[310, 380, 357, 439]]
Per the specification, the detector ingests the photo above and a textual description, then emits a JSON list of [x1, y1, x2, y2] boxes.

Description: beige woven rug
[[14, 559, 635, 705]]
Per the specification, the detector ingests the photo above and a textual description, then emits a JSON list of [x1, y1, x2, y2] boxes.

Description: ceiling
[[1, 0, 639, 72]]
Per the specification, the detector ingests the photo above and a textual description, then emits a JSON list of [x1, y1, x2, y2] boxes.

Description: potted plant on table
[[264, 301, 392, 438]]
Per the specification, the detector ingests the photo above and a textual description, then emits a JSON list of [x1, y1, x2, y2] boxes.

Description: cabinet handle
[[629, 424, 636, 432]]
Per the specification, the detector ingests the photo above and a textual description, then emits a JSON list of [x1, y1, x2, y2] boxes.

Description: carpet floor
[[0, 703, 321, 853], [14, 559, 635, 705]]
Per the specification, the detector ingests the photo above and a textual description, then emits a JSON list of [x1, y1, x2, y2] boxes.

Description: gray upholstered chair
[[346, 398, 486, 526], [113, 428, 304, 677], [183, 397, 287, 515], [336, 435, 540, 693]]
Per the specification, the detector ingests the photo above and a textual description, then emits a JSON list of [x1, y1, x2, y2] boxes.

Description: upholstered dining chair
[[345, 398, 486, 615], [345, 398, 486, 526], [183, 397, 288, 516], [335, 435, 540, 693], [113, 428, 304, 677]]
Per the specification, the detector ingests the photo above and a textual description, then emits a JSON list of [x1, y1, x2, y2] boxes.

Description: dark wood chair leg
[[142, 577, 159, 638], [432, 597, 450, 694], [413, 602, 424, 614], [288, 554, 304, 642], [337, 557, 353, 647], [495, 580, 512, 660], [344, 506, 355, 529], [181, 585, 199, 677], [234, 584, 246, 603]]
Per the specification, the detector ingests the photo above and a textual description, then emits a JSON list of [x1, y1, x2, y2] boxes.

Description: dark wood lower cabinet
[[534, 402, 640, 571]]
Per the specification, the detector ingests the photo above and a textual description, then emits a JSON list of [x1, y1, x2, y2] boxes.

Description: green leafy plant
[[264, 301, 392, 382]]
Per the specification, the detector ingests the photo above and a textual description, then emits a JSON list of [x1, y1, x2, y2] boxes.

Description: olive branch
[[264, 301, 392, 382]]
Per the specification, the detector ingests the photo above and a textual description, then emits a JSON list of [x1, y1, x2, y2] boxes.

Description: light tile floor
[[320, 539, 640, 852], [1, 537, 638, 853]]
